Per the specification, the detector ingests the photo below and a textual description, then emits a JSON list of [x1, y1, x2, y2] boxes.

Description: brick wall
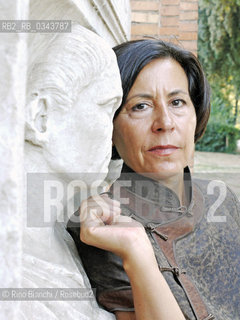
[[131, 0, 198, 55]]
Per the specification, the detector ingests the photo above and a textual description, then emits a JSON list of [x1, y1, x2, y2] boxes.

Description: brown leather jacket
[[67, 164, 240, 320]]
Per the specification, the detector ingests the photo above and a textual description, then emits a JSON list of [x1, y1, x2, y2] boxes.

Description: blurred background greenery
[[196, 0, 240, 153]]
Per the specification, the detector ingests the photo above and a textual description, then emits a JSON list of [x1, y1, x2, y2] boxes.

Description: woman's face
[[112, 58, 196, 181]]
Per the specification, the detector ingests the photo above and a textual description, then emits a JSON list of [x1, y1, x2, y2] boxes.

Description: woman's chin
[[141, 160, 183, 178], [140, 166, 183, 182]]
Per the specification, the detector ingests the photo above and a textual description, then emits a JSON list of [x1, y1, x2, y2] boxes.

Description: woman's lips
[[148, 145, 179, 156]]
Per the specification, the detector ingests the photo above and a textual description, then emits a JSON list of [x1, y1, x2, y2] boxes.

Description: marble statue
[[21, 24, 122, 319]]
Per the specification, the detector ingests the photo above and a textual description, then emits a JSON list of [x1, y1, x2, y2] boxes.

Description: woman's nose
[[151, 104, 175, 133]]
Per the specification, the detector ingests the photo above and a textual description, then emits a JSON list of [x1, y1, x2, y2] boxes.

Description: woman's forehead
[[128, 58, 189, 97]]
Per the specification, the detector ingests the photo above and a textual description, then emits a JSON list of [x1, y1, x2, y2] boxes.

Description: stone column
[[0, 1, 28, 319]]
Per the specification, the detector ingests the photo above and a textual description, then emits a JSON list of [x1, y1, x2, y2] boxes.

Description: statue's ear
[[25, 93, 49, 146]]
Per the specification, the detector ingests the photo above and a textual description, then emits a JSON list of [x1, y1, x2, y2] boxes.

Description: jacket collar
[[111, 163, 194, 225]]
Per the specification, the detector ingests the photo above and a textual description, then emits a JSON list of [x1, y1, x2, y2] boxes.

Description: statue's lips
[[148, 145, 179, 156]]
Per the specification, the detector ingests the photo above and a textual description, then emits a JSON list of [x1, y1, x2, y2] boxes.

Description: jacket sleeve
[[66, 213, 134, 312]]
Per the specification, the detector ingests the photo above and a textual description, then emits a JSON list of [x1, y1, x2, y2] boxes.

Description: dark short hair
[[111, 39, 211, 160]]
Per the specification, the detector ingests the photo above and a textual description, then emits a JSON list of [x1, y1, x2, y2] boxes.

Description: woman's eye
[[131, 103, 148, 111], [171, 99, 185, 107]]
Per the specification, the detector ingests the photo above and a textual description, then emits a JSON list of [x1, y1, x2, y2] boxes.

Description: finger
[[85, 201, 121, 215], [81, 196, 120, 215], [112, 215, 143, 228], [112, 214, 133, 224], [100, 194, 121, 207], [93, 193, 121, 207], [80, 195, 121, 221], [80, 198, 108, 221], [80, 203, 121, 221], [80, 203, 121, 224], [81, 207, 105, 228], [80, 209, 106, 245]]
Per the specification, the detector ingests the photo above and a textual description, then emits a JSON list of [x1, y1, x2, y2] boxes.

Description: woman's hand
[[80, 193, 185, 320], [79, 194, 154, 261]]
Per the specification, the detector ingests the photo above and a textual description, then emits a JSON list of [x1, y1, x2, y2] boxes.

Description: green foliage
[[198, 0, 240, 80], [198, 0, 240, 125], [196, 121, 240, 153], [210, 77, 235, 124]]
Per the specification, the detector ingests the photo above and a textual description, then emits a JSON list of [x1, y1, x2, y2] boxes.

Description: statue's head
[[25, 24, 122, 175]]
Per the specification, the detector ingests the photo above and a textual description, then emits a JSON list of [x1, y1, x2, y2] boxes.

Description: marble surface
[[21, 24, 122, 319]]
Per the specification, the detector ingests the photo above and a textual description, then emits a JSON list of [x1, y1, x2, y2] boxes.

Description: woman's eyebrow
[[126, 90, 189, 104], [125, 93, 153, 103], [168, 90, 189, 97]]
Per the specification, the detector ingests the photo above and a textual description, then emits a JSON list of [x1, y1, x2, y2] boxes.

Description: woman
[[67, 39, 240, 320]]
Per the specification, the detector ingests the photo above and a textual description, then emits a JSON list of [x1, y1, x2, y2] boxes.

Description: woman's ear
[[25, 94, 49, 146]]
